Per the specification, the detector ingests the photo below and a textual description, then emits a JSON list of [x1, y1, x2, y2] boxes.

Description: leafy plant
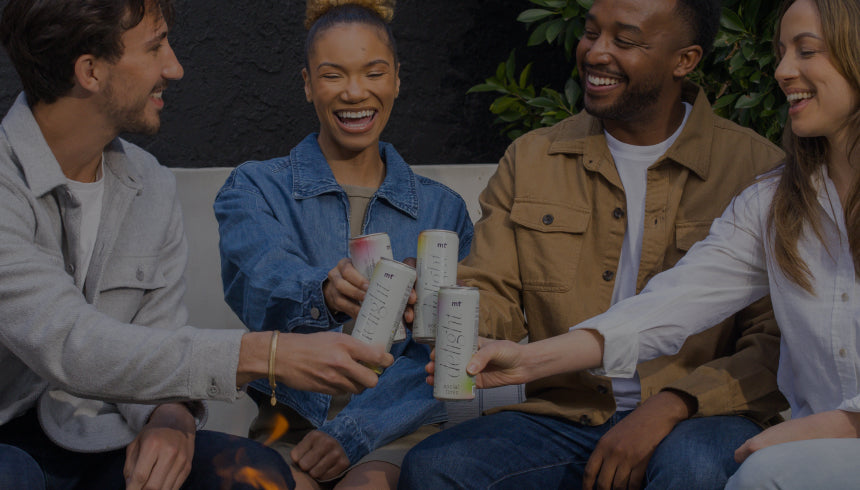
[[472, 0, 787, 143]]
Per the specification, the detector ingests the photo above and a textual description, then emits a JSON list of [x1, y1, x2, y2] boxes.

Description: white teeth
[[151, 92, 163, 99], [786, 92, 814, 103], [337, 110, 375, 119], [587, 75, 621, 86]]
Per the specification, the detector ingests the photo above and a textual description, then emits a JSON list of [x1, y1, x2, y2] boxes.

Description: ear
[[394, 62, 401, 99], [673, 45, 703, 79], [302, 67, 312, 103], [73, 54, 104, 93]]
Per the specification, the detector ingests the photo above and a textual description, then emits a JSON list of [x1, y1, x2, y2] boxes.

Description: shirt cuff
[[571, 318, 639, 378]]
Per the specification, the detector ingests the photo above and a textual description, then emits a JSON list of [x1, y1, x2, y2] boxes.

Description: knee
[[0, 445, 45, 490], [724, 449, 784, 490], [399, 432, 473, 488]]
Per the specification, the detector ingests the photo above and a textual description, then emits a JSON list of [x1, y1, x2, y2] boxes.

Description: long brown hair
[[769, 0, 860, 292]]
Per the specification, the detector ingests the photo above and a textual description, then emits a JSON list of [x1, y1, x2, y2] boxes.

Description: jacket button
[[67, 263, 75, 274], [136, 267, 145, 281], [542, 214, 554, 225], [207, 385, 218, 396], [596, 385, 608, 395], [613, 207, 625, 219], [602, 270, 614, 281], [310, 307, 321, 320], [579, 415, 591, 425]]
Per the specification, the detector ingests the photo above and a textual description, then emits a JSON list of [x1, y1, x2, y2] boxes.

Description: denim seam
[[488, 460, 583, 489]]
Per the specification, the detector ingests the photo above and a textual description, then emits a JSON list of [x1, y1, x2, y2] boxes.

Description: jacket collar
[[547, 82, 714, 181], [290, 133, 419, 219], [1, 93, 142, 197]]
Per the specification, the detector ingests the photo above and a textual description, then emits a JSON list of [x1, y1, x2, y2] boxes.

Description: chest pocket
[[675, 221, 714, 251], [665, 220, 714, 270], [97, 255, 166, 321], [510, 200, 590, 292]]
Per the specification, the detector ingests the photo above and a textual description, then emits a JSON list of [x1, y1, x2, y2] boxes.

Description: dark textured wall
[[0, 0, 569, 167]]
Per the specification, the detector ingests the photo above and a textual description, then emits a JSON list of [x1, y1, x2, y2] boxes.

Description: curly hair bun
[[305, 0, 395, 29]]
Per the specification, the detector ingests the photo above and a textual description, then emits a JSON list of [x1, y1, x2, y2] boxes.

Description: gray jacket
[[0, 94, 245, 452]]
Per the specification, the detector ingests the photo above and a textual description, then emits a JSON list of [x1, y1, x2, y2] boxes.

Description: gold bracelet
[[268, 331, 279, 406]]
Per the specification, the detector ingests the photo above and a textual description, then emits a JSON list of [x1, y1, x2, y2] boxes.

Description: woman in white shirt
[[448, 0, 860, 487]]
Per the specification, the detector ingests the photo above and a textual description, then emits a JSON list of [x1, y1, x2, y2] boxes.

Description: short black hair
[[305, 4, 399, 70], [675, 0, 722, 59], [0, 0, 175, 105]]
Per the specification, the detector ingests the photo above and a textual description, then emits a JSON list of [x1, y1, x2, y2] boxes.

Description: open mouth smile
[[335, 109, 378, 132]]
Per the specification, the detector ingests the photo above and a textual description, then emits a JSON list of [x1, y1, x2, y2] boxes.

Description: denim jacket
[[215, 134, 473, 463]]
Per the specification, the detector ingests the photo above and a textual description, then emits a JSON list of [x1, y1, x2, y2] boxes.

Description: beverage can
[[351, 258, 417, 373], [413, 230, 459, 343], [349, 233, 407, 342], [433, 286, 479, 400]]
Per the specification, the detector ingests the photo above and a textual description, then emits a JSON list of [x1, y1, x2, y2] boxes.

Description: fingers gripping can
[[348, 233, 407, 342], [413, 230, 459, 344], [433, 286, 479, 400], [351, 258, 417, 373]]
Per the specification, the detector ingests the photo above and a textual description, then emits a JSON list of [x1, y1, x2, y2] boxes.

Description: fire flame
[[262, 413, 290, 446]]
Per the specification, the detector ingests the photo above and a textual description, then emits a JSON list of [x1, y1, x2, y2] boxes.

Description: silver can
[[349, 233, 407, 342], [351, 258, 417, 373], [413, 230, 459, 343], [433, 286, 479, 400], [349, 233, 392, 280]]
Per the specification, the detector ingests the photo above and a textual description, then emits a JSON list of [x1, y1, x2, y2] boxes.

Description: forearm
[[795, 410, 860, 439], [519, 329, 605, 383], [236, 331, 271, 387]]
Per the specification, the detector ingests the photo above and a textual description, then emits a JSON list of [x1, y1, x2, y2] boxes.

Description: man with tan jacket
[[400, 0, 787, 488]]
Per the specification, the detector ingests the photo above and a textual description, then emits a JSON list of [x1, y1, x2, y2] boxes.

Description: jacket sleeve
[[0, 174, 244, 406], [317, 342, 444, 464], [214, 168, 339, 333], [458, 146, 529, 341], [116, 187, 207, 431]]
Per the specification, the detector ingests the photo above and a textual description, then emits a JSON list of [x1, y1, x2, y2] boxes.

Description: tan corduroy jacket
[[460, 83, 789, 426]]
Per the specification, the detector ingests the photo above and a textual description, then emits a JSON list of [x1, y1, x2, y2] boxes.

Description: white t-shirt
[[65, 162, 105, 284], [605, 102, 692, 411]]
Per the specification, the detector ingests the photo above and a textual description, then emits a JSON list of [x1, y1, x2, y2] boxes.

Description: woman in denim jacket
[[214, 1, 473, 488]]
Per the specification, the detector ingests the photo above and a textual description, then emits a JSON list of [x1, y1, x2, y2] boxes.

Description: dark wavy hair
[[0, 0, 175, 105]]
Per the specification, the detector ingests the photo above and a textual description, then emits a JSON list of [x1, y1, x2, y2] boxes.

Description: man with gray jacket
[[0, 1, 392, 488]]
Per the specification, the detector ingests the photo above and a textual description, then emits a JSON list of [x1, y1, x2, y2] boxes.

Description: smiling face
[[776, 0, 858, 146], [97, 9, 184, 136], [576, 0, 695, 125], [303, 22, 400, 160]]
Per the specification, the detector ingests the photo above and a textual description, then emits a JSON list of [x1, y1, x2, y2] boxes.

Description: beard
[[100, 79, 162, 136], [582, 73, 663, 122]]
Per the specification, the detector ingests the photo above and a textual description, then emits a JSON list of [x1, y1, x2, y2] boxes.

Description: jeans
[[400, 410, 761, 489], [0, 444, 44, 489], [725, 438, 860, 489], [0, 409, 295, 489]]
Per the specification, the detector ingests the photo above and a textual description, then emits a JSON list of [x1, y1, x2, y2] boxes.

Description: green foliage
[[474, 0, 787, 143]]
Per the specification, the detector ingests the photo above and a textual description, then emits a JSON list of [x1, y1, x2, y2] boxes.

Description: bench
[[171, 163, 525, 436]]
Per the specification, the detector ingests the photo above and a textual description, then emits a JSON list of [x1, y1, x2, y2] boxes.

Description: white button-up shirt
[[575, 169, 859, 418]]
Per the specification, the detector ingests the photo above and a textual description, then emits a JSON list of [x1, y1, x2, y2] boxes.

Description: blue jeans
[[0, 409, 295, 489], [400, 410, 761, 489]]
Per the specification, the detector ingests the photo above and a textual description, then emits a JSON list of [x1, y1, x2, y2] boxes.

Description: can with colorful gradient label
[[351, 258, 417, 373], [433, 286, 479, 400], [349, 233, 407, 342], [413, 230, 459, 343]]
